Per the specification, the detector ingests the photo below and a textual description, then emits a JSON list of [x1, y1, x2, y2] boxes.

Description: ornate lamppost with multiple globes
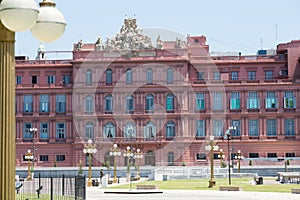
[[109, 144, 121, 183], [0, 0, 65, 199], [25, 150, 34, 181], [123, 146, 134, 190], [235, 150, 243, 173], [205, 135, 219, 188], [134, 148, 143, 180], [218, 148, 225, 167], [29, 127, 38, 163], [83, 139, 97, 187]]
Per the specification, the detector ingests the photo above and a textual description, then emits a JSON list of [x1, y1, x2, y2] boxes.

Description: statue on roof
[[175, 37, 187, 49], [156, 35, 163, 49], [95, 37, 104, 51], [75, 39, 83, 51], [102, 18, 153, 51]]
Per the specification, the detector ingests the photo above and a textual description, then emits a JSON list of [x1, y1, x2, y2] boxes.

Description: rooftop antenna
[[260, 38, 263, 50]]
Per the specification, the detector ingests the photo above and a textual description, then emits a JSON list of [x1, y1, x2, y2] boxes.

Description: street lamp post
[[0, 1, 65, 199], [134, 148, 143, 180], [205, 135, 219, 188], [218, 149, 225, 167], [109, 143, 121, 183], [25, 150, 34, 181], [29, 127, 38, 164], [123, 145, 134, 190], [83, 139, 97, 187], [235, 150, 243, 173], [225, 126, 235, 185]]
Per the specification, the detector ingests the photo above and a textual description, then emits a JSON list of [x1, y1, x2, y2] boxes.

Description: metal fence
[[15, 173, 86, 200]]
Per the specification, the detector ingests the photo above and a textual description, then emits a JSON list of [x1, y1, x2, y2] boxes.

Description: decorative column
[[0, 22, 16, 200]]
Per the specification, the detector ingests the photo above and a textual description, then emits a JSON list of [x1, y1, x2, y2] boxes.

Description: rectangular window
[[286, 153, 295, 158], [213, 119, 223, 136], [56, 155, 66, 162], [23, 95, 33, 112], [23, 123, 32, 139], [47, 75, 56, 84], [40, 122, 49, 139], [16, 76, 22, 84], [196, 153, 206, 160], [247, 71, 256, 80], [266, 91, 277, 109], [196, 120, 205, 137], [195, 92, 205, 110], [249, 153, 259, 158], [284, 119, 294, 136], [198, 72, 204, 80], [31, 75, 38, 84], [62, 75, 70, 84], [284, 91, 295, 108], [230, 71, 238, 80], [213, 72, 220, 80], [266, 119, 276, 136], [267, 153, 277, 158], [56, 122, 65, 139], [40, 94, 50, 112], [249, 119, 259, 136], [56, 94, 66, 113], [231, 120, 240, 136], [213, 92, 223, 110], [40, 155, 49, 162], [230, 92, 240, 110], [247, 91, 260, 109], [265, 71, 273, 80]]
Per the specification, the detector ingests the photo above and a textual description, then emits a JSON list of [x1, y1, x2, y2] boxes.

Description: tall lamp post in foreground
[[25, 150, 34, 180], [235, 150, 243, 173], [205, 135, 219, 188], [109, 144, 121, 183], [0, 1, 65, 199], [124, 145, 134, 190], [134, 148, 143, 180], [225, 126, 235, 185], [83, 139, 97, 187], [29, 127, 38, 163]]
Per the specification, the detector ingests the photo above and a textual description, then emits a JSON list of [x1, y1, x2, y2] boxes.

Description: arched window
[[126, 94, 134, 113], [85, 122, 94, 139], [85, 95, 94, 113], [166, 94, 174, 111], [124, 122, 136, 139], [168, 152, 174, 166], [86, 69, 92, 85], [146, 68, 153, 84], [144, 121, 156, 140], [105, 94, 113, 112], [145, 151, 155, 166], [145, 94, 154, 111], [126, 68, 133, 84], [106, 68, 112, 85], [167, 68, 173, 84], [166, 121, 175, 139], [103, 122, 115, 138]]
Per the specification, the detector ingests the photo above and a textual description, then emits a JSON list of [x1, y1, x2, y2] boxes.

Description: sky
[[14, 0, 300, 60]]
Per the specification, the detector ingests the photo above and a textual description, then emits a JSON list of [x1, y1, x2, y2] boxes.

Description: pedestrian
[[100, 169, 104, 184]]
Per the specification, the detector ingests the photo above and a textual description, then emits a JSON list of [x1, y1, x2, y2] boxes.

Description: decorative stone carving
[[175, 37, 187, 49], [95, 37, 104, 51], [96, 18, 154, 51], [75, 39, 83, 51], [156, 35, 163, 49]]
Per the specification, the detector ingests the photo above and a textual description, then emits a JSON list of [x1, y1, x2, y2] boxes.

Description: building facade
[[15, 18, 300, 167]]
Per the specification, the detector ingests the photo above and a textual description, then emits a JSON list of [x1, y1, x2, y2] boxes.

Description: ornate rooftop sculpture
[[95, 18, 154, 51]]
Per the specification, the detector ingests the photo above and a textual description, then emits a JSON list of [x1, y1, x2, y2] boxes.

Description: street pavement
[[86, 187, 300, 200]]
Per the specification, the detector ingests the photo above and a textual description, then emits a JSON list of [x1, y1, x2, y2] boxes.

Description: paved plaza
[[86, 188, 300, 200]]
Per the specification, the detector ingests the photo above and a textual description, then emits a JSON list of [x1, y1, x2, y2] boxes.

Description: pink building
[[15, 18, 300, 167]]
